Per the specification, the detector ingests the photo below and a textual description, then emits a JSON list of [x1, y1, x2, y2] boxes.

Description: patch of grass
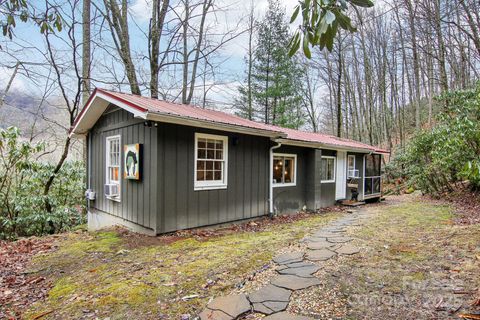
[[48, 278, 78, 300], [333, 196, 480, 319], [24, 212, 338, 319], [64, 231, 121, 254]]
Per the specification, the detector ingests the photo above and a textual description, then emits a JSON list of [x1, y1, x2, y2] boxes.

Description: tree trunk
[[103, 0, 141, 95], [82, 0, 91, 105], [432, 0, 449, 94], [336, 47, 342, 138], [149, 0, 170, 99], [404, 0, 422, 130], [246, 2, 254, 120], [185, 0, 212, 104]]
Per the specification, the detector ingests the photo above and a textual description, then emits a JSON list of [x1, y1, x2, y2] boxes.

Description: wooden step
[[340, 200, 366, 207]]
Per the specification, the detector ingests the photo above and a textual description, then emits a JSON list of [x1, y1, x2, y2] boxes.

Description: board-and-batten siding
[[89, 106, 374, 235], [90, 108, 158, 232], [319, 149, 337, 207], [90, 107, 270, 234], [157, 123, 270, 233]]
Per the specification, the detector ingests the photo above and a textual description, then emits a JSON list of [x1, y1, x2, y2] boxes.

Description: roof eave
[[146, 112, 285, 139], [69, 89, 148, 138], [277, 138, 383, 154], [70, 89, 286, 139]]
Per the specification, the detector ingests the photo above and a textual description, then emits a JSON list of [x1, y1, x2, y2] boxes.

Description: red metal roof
[[75, 89, 388, 154], [270, 126, 389, 154], [97, 89, 284, 134]]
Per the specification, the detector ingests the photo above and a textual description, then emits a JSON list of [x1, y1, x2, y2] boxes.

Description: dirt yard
[[1, 194, 479, 319]]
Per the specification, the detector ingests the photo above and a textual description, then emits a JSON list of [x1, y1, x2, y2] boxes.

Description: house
[[70, 89, 388, 235]]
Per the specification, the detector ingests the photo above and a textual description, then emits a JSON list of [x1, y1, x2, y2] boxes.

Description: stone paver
[[272, 252, 304, 265], [326, 236, 353, 243], [310, 232, 339, 238], [270, 275, 321, 290], [306, 239, 336, 250], [263, 311, 314, 320], [253, 301, 289, 314], [322, 227, 346, 233], [202, 294, 251, 319], [277, 264, 320, 277], [252, 303, 273, 315], [306, 248, 336, 261], [249, 284, 291, 314], [285, 261, 315, 268], [199, 309, 232, 320], [335, 244, 360, 255], [248, 284, 291, 304]]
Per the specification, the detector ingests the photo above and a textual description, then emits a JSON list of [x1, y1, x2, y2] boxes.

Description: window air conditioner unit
[[104, 183, 119, 197], [348, 169, 360, 178]]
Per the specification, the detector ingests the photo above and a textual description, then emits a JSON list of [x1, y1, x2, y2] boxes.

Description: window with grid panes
[[194, 133, 228, 190], [106, 135, 121, 199]]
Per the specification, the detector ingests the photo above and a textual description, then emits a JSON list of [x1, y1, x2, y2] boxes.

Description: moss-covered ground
[[23, 213, 338, 319], [21, 195, 480, 319]]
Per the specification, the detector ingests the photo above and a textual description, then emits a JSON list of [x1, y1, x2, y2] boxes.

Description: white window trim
[[321, 155, 336, 183], [194, 133, 228, 191], [106, 134, 121, 202], [272, 153, 297, 188]]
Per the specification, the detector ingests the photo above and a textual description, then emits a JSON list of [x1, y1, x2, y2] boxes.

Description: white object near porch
[[335, 151, 347, 200]]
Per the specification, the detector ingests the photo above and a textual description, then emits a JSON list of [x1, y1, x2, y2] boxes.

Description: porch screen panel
[[364, 154, 381, 196]]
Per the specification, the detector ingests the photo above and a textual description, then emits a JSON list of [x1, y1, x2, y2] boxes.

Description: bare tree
[[149, 0, 170, 98], [82, 0, 91, 104], [101, 0, 141, 94]]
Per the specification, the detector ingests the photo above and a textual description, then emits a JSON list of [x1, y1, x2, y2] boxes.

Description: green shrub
[[0, 127, 85, 240], [387, 84, 480, 194]]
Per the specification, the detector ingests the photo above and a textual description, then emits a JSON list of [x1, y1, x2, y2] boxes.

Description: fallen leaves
[[425, 187, 480, 225], [0, 237, 56, 319]]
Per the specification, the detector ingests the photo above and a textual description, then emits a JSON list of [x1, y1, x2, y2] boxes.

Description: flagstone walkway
[[199, 209, 369, 319]]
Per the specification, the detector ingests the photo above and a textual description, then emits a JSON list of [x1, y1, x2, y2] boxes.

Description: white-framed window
[[347, 154, 359, 178], [321, 156, 336, 183], [272, 153, 297, 187], [106, 135, 121, 201], [194, 133, 228, 190]]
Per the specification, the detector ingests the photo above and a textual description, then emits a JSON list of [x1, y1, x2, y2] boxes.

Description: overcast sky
[[0, 0, 300, 106]]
